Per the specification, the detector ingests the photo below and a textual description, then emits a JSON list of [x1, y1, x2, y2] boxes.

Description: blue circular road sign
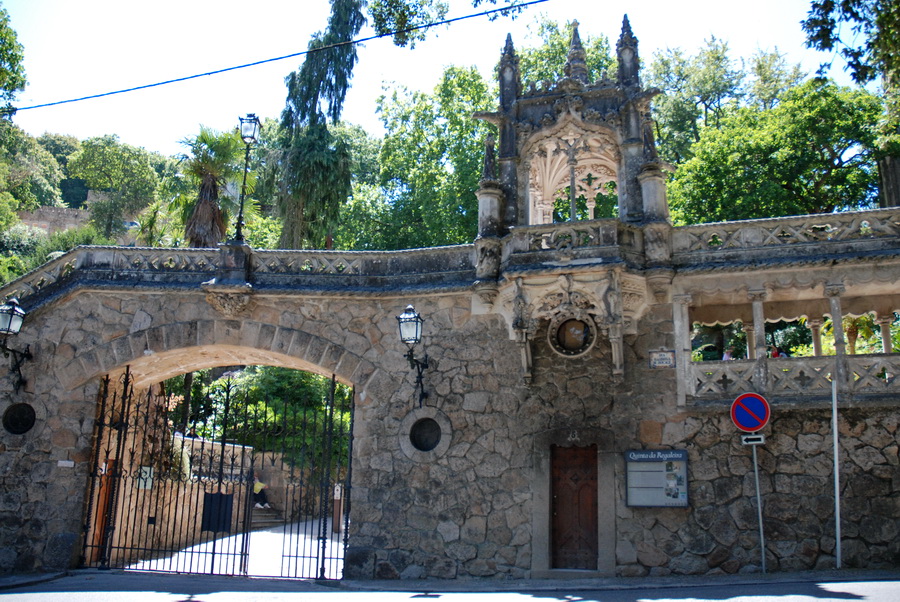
[[731, 393, 770, 432]]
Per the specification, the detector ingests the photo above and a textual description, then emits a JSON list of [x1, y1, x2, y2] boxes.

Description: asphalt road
[[2, 570, 899, 602]]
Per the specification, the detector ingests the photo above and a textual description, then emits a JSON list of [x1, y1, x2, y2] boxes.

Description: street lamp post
[[233, 113, 261, 243]]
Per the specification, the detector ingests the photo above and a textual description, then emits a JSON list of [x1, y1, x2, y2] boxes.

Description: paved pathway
[[127, 519, 344, 579]]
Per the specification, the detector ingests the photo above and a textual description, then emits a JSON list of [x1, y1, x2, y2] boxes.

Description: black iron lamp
[[397, 305, 429, 407], [0, 298, 32, 393], [233, 113, 261, 243]]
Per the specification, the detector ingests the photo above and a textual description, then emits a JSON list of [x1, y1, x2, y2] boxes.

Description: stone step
[[250, 507, 284, 529]]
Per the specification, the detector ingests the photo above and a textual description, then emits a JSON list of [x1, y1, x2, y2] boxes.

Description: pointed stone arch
[[521, 117, 622, 224]]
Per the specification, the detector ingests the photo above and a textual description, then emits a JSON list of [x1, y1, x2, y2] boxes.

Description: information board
[[625, 449, 689, 507]]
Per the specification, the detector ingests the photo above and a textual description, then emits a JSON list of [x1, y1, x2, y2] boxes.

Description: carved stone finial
[[503, 33, 516, 58], [481, 135, 497, 182], [616, 14, 640, 87], [617, 15, 637, 51], [564, 21, 589, 83]]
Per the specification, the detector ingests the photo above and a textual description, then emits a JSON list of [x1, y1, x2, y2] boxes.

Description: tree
[[38, 133, 88, 208], [68, 135, 159, 237], [669, 79, 882, 224], [0, 122, 63, 209], [371, 65, 495, 249], [647, 38, 745, 163], [803, 0, 900, 85], [277, 0, 365, 249], [745, 49, 806, 110], [0, 2, 25, 115], [368, 0, 524, 47], [179, 127, 243, 248], [803, 1, 900, 207]]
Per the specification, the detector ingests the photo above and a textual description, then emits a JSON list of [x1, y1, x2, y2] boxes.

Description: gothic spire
[[499, 33, 521, 111], [564, 21, 589, 83], [616, 14, 640, 87]]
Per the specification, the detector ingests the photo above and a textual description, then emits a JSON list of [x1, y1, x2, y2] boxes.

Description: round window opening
[[409, 418, 441, 452], [3, 403, 36, 435], [550, 316, 596, 357]]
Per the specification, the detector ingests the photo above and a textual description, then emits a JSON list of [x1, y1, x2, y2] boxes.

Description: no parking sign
[[731, 393, 770, 432]]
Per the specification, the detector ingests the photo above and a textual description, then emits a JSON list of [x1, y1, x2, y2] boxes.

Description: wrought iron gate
[[81, 367, 355, 579]]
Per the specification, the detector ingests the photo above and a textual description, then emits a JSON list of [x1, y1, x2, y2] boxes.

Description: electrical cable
[[8, 0, 549, 114]]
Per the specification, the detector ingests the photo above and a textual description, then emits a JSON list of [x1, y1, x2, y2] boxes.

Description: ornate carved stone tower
[[474, 16, 670, 230]]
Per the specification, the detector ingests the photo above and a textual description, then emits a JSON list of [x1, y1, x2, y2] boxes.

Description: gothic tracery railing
[[673, 208, 900, 255], [689, 354, 900, 403]]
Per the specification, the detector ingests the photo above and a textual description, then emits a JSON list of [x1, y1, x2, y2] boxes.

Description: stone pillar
[[876, 315, 894, 354], [825, 284, 847, 390], [637, 165, 670, 223], [749, 290, 768, 391], [477, 183, 504, 238], [212, 241, 252, 286], [748, 290, 768, 360], [808, 318, 824, 356], [743, 324, 756, 359], [672, 294, 692, 406], [825, 285, 846, 357]]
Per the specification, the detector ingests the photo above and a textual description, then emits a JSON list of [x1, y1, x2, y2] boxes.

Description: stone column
[[808, 318, 823, 356], [748, 289, 768, 391], [748, 290, 768, 359], [637, 165, 670, 223], [743, 324, 756, 359], [672, 294, 692, 406], [876, 315, 894, 354], [826, 284, 847, 390], [825, 285, 846, 356]]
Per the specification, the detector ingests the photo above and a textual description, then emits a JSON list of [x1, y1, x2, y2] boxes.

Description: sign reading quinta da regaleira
[[625, 449, 689, 507]]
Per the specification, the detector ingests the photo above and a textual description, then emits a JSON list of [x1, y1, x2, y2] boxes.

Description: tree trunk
[[878, 156, 900, 208]]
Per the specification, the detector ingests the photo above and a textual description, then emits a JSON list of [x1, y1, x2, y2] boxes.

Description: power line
[[9, 0, 549, 114]]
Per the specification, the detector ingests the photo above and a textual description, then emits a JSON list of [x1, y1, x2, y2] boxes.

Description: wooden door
[[550, 444, 598, 569]]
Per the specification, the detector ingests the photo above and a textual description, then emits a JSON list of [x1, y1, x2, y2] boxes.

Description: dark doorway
[[550, 444, 598, 569]]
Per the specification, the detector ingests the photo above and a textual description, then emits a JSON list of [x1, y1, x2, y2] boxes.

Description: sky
[[3, 0, 853, 158]]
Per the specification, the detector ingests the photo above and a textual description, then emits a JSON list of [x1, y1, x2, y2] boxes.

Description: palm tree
[[180, 127, 243, 248]]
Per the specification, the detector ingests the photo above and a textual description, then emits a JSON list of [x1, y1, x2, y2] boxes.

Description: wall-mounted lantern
[[397, 305, 429, 407], [0, 298, 32, 393]]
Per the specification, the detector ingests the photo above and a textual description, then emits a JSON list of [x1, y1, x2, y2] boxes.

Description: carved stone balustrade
[[689, 354, 900, 407], [673, 208, 900, 267]]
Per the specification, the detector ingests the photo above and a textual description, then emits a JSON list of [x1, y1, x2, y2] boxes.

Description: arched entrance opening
[[80, 352, 357, 580]]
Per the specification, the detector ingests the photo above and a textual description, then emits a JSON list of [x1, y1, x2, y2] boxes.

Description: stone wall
[[1, 260, 899, 577]]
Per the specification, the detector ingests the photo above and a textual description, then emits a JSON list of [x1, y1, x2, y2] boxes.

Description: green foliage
[[0, 121, 63, 209], [37, 132, 88, 207], [278, 122, 352, 249], [369, 65, 495, 249], [746, 49, 806, 110], [368, 0, 524, 47], [283, 0, 365, 127], [803, 0, 900, 86], [669, 79, 882, 224], [68, 135, 159, 237], [0, 2, 25, 114], [0, 222, 47, 256], [647, 38, 746, 163], [516, 18, 613, 85], [165, 366, 352, 469]]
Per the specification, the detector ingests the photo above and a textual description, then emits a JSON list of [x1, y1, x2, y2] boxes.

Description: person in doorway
[[253, 477, 271, 509]]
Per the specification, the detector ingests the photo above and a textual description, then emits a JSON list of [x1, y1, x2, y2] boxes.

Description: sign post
[[732, 393, 771, 574]]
